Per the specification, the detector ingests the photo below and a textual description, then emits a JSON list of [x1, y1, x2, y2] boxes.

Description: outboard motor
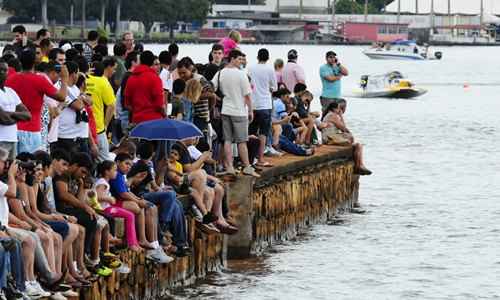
[[435, 51, 443, 60], [360, 75, 369, 89]]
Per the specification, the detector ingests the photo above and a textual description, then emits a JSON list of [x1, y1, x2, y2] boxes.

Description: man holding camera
[[319, 51, 349, 117]]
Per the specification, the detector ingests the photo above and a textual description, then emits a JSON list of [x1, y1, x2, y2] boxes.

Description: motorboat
[[353, 71, 427, 99], [363, 40, 443, 61]]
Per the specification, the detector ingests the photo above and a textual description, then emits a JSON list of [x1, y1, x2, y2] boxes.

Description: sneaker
[[191, 204, 203, 222], [265, 146, 283, 157], [50, 292, 67, 300], [61, 290, 79, 298], [96, 265, 113, 277], [146, 248, 174, 264], [115, 263, 131, 274], [25, 281, 49, 298], [242, 165, 260, 178]]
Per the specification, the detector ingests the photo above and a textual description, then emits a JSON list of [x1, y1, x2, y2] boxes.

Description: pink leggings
[[103, 206, 139, 247]]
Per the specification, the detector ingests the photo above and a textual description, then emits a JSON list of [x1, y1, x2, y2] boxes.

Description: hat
[[61, 43, 72, 52], [287, 49, 298, 60], [326, 51, 337, 58]]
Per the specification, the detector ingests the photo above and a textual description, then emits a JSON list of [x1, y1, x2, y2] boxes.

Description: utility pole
[[100, 0, 106, 30], [479, 0, 484, 35], [81, 0, 86, 38], [276, 0, 280, 13], [70, 0, 74, 28], [248, 0, 251, 11], [415, 0, 418, 14], [41, 0, 48, 28], [430, 0, 435, 34], [397, 0, 401, 31], [364, 0, 368, 22], [116, 0, 122, 39], [299, 0, 303, 19], [331, 0, 336, 34]]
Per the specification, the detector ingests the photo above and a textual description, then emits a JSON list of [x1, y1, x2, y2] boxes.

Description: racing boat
[[363, 40, 442, 61], [353, 71, 427, 99]]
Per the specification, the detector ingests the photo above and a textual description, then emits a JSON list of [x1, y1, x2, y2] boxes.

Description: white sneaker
[[265, 146, 283, 157], [32, 281, 51, 298], [146, 248, 174, 264], [61, 290, 79, 297], [116, 263, 131, 274], [24, 282, 42, 299], [50, 292, 67, 300], [242, 165, 260, 178]]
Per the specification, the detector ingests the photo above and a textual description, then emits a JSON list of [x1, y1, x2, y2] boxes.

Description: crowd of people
[[0, 26, 371, 299]]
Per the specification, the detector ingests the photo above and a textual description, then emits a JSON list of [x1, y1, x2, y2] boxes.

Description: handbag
[[322, 127, 351, 146]]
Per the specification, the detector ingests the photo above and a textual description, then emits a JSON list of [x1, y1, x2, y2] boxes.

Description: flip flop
[[256, 161, 274, 167]]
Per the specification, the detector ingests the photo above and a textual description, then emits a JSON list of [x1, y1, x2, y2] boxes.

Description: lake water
[[149, 44, 500, 299]]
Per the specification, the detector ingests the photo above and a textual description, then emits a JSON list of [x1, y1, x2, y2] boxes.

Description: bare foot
[[129, 245, 143, 252]]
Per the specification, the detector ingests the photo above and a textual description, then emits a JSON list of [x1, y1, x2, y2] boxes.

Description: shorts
[[45, 221, 69, 239], [249, 109, 272, 137], [222, 114, 248, 144], [17, 131, 42, 154]]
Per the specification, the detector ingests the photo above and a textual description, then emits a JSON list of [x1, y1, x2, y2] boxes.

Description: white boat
[[363, 40, 443, 61], [353, 71, 427, 99]]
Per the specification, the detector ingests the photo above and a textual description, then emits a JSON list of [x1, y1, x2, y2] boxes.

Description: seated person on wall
[[128, 141, 190, 257], [271, 88, 314, 156], [322, 101, 372, 176], [169, 140, 238, 235], [109, 153, 173, 264]]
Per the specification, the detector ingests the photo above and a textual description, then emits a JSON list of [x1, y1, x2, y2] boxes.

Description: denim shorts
[[17, 131, 42, 154]]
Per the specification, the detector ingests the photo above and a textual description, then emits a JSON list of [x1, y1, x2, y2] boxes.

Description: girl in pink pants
[[96, 161, 141, 252]]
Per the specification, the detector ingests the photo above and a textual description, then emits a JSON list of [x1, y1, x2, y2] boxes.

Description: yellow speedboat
[[354, 71, 427, 99]]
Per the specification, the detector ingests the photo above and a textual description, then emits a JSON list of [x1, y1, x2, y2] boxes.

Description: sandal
[[256, 161, 274, 167]]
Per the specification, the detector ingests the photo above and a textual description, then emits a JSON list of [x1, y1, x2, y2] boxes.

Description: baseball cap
[[326, 51, 337, 58]]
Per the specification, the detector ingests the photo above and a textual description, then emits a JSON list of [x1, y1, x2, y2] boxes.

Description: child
[[96, 160, 141, 252], [170, 79, 187, 121]]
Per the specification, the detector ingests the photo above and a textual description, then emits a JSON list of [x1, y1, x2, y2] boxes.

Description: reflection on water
[[147, 44, 500, 299]]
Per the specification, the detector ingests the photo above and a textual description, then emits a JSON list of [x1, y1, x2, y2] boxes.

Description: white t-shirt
[[159, 68, 172, 92], [58, 85, 89, 139], [248, 63, 277, 110], [212, 68, 252, 117], [46, 81, 61, 143], [0, 181, 9, 228], [0, 87, 22, 142], [95, 178, 111, 210]]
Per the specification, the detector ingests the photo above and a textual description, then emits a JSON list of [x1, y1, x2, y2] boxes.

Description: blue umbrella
[[129, 119, 203, 141]]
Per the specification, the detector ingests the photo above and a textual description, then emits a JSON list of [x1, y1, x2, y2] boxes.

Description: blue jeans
[[143, 191, 188, 248], [279, 135, 307, 156], [0, 238, 25, 291], [17, 131, 42, 154]]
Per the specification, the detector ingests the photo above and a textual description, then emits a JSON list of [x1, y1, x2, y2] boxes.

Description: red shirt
[[124, 65, 165, 124], [6, 72, 57, 132], [7, 67, 16, 78], [85, 105, 98, 142]]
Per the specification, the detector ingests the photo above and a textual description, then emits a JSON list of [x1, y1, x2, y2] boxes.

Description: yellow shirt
[[174, 161, 183, 174], [86, 75, 116, 133]]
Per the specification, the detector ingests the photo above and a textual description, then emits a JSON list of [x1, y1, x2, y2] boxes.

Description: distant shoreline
[[0, 39, 498, 47]]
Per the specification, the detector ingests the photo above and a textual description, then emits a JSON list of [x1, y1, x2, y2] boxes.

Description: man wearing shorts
[[248, 48, 277, 167], [319, 51, 349, 117], [212, 50, 259, 177]]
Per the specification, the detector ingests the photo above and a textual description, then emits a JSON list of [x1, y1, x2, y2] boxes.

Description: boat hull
[[354, 88, 427, 99], [363, 51, 425, 61]]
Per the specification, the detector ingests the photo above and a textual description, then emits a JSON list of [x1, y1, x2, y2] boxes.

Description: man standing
[[124, 51, 165, 125], [111, 43, 128, 91], [212, 50, 259, 177], [319, 51, 349, 115], [6, 49, 68, 153], [86, 58, 116, 162], [168, 43, 179, 72], [82, 30, 99, 63], [282, 49, 305, 92], [11, 25, 35, 57], [248, 48, 277, 167], [158, 50, 172, 99], [122, 32, 136, 56], [0, 60, 31, 160]]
